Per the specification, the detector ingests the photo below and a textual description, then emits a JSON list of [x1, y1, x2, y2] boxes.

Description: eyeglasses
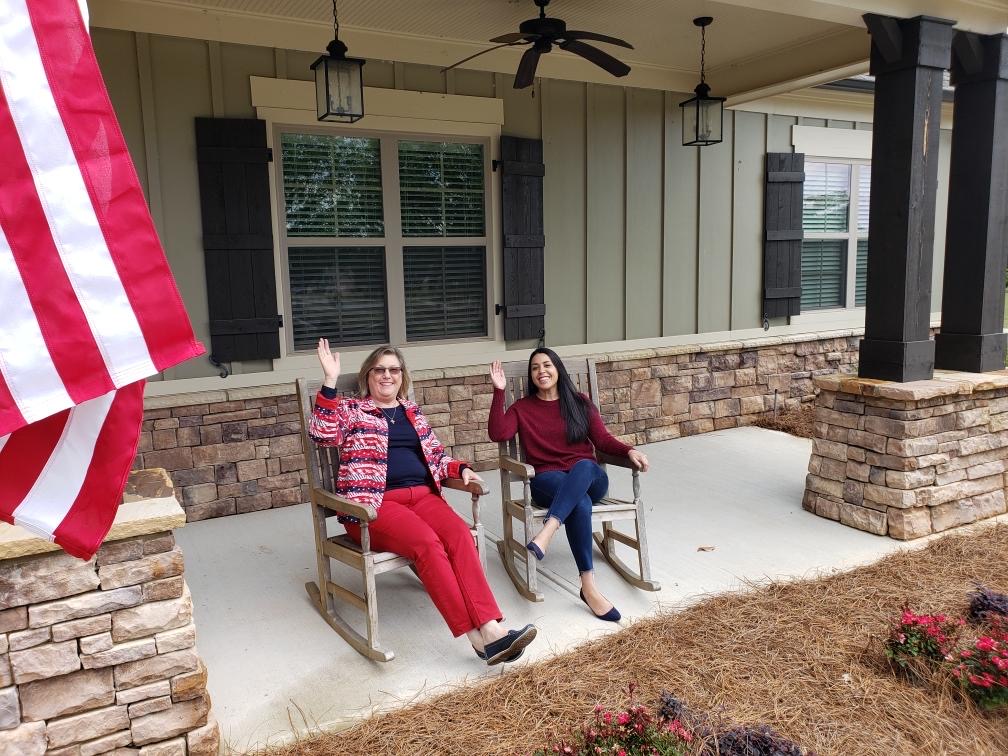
[[369, 366, 402, 377]]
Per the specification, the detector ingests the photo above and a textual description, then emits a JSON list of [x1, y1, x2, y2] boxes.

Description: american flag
[[0, 0, 203, 559]]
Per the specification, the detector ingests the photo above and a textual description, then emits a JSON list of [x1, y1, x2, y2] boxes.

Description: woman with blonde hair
[[309, 339, 536, 664]]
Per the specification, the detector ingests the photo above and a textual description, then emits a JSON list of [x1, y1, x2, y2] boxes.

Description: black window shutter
[[763, 152, 805, 320], [499, 135, 545, 341], [195, 117, 280, 362]]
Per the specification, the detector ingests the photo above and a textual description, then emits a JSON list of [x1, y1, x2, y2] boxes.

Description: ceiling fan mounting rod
[[534, 0, 550, 18]]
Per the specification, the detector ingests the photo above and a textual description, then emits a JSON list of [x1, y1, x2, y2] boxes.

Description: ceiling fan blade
[[490, 32, 534, 43], [559, 39, 630, 78], [562, 31, 634, 49], [514, 45, 542, 89], [441, 41, 526, 73]]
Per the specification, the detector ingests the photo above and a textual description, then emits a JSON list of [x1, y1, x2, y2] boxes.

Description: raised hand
[[317, 338, 341, 387], [489, 360, 506, 391]]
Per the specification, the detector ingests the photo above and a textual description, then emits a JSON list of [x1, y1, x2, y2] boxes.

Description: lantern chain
[[699, 23, 706, 84], [332, 0, 339, 41]]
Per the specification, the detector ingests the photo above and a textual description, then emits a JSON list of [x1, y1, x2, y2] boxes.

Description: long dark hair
[[527, 348, 590, 444]]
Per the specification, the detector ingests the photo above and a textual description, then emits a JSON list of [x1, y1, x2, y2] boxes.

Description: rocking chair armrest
[[499, 455, 534, 480], [442, 478, 489, 497], [314, 488, 378, 522], [596, 451, 640, 473]]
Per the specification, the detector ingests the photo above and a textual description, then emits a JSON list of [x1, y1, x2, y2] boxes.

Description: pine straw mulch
[[751, 402, 815, 438], [268, 523, 1008, 756]]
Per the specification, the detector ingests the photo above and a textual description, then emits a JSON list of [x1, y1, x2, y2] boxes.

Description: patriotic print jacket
[[308, 392, 467, 519]]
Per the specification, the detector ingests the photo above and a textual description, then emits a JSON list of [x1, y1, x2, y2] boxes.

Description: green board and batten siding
[[625, 88, 664, 340], [541, 79, 586, 346], [92, 28, 949, 383], [584, 84, 626, 344]]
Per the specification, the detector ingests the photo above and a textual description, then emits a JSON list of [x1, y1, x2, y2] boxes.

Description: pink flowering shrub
[[884, 607, 964, 671], [534, 684, 692, 756], [535, 688, 813, 756], [950, 617, 1008, 710]]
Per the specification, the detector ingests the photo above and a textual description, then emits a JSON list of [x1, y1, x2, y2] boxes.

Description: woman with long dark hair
[[487, 348, 649, 621]]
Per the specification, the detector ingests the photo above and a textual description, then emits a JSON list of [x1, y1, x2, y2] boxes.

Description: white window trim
[[275, 125, 493, 351], [250, 76, 505, 375], [791, 156, 870, 325]]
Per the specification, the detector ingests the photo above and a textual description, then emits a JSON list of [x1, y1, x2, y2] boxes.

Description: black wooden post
[[934, 32, 1008, 373], [858, 15, 955, 382]]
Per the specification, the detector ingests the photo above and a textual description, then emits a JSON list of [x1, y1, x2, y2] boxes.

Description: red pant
[[344, 485, 501, 637]]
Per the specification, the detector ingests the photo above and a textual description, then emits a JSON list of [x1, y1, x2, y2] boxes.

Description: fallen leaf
[[697, 545, 716, 552]]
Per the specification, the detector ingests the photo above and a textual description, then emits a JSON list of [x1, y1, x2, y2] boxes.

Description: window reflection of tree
[[282, 134, 383, 238]]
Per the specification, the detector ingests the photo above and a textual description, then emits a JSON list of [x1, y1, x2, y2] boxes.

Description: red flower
[[977, 637, 996, 652]]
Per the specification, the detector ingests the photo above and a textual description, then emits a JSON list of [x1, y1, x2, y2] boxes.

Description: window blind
[[403, 246, 486, 341], [288, 246, 388, 349], [281, 133, 384, 238], [855, 239, 868, 307], [399, 141, 485, 237], [800, 239, 846, 309], [803, 162, 851, 233], [857, 166, 871, 234]]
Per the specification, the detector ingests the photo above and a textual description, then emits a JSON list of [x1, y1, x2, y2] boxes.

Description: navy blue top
[[382, 405, 431, 489]]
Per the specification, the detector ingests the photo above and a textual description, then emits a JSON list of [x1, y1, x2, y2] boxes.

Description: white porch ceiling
[[89, 0, 1008, 100]]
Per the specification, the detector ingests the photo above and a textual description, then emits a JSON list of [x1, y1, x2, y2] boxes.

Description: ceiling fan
[[442, 0, 633, 89]]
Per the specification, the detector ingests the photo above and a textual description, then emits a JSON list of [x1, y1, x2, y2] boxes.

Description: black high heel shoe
[[580, 589, 621, 622]]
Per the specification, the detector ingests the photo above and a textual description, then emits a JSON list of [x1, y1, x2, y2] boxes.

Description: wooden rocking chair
[[495, 358, 661, 602], [296, 377, 488, 662]]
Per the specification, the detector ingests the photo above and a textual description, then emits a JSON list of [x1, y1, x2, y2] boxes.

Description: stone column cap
[[814, 368, 1008, 400], [0, 469, 184, 561]]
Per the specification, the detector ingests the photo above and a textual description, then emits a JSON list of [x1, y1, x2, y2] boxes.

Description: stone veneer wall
[[803, 372, 1008, 539], [0, 490, 219, 755], [141, 331, 864, 522]]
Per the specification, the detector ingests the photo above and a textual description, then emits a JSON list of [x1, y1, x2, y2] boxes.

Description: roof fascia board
[[712, 0, 1008, 34]]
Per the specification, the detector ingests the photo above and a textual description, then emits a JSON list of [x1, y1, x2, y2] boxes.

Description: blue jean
[[530, 459, 609, 574]]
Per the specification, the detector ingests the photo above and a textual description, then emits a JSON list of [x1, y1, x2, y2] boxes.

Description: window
[[801, 160, 870, 310], [278, 129, 490, 350]]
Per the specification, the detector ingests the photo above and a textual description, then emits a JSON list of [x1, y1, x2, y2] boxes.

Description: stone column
[[0, 470, 220, 756], [935, 32, 1008, 372], [858, 14, 955, 382]]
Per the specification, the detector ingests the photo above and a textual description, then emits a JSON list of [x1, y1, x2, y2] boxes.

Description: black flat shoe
[[483, 624, 537, 666], [580, 589, 621, 622], [473, 640, 525, 663], [526, 542, 545, 561]]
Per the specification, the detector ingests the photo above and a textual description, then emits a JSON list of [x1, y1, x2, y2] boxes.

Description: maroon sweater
[[488, 389, 633, 474]]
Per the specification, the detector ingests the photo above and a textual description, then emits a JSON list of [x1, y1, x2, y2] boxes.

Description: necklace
[[379, 405, 398, 425]]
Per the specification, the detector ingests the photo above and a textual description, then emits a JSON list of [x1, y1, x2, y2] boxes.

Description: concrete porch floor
[[175, 426, 965, 752]]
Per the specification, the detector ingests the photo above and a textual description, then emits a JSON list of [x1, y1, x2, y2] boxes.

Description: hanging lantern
[[680, 17, 725, 146], [311, 0, 365, 122]]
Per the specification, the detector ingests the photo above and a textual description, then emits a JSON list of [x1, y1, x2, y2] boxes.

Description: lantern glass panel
[[681, 97, 699, 145], [698, 98, 722, 144], [314, 64, 327, 119]]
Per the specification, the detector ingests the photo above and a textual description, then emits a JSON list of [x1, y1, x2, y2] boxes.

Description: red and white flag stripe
[[0, 0, 203, 559]]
